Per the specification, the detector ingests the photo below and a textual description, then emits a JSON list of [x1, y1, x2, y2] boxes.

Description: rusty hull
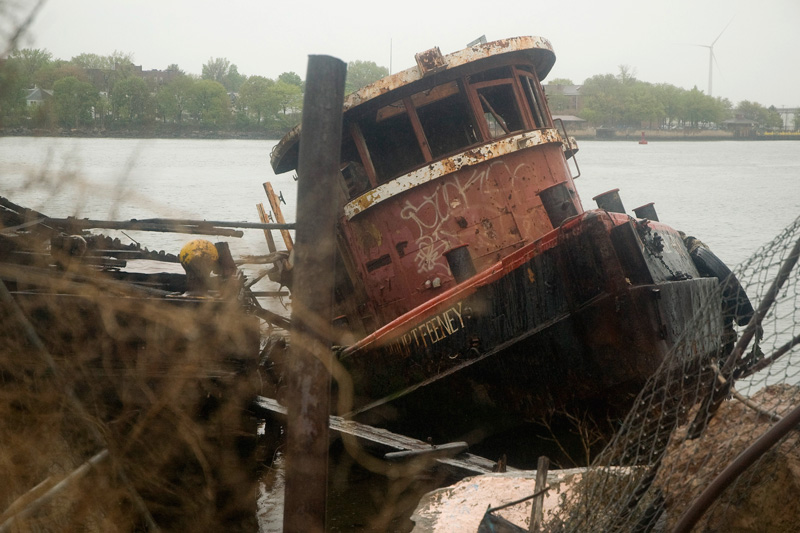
[[340, 212, 723, 437], [339, 139, 580, 326]]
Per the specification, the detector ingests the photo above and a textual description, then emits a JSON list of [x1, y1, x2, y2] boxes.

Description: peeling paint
[[344, 129, 561, 219], [345, 36, 554, 112], [269, 36, 556, 174]]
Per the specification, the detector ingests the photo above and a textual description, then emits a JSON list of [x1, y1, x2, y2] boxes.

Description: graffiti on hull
[[400, 160, 527, 274]]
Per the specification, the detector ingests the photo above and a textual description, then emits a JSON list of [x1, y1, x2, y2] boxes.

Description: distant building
[[86, 68, 116, 94], [544, 84, 583, 115], [25, 86, 53, 107], [552, 115, 587, 129], [86, 63, 180, 94], [776, 108, 799, 131], [722, 117, 758, 137], [140, 68, 180, 87]]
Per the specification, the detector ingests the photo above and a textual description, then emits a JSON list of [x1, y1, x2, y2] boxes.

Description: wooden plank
[[530, 456, 549, 532], [256, 203, 278, 253], [348, 122, 379, 188], [252, 395, 511, 477], [282, 55, 345, 533], [263, 182, 294, 252]]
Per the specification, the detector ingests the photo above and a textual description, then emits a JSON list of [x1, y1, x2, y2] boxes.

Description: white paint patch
[[344, 128, 561, 220]]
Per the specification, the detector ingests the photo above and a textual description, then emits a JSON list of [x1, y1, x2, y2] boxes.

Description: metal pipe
[[593, 188, 626, 213], [282, 55, 346, 533], [633, 202, 659, 221], [540, 182, 579, 227]]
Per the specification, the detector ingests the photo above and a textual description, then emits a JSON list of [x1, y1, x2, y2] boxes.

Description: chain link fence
[[542, 214, 800, 532]]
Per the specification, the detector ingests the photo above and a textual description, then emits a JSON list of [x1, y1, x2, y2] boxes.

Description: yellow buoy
[[179, 239, 219, 278]]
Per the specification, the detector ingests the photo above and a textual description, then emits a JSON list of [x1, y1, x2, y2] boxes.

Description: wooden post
[[256, 203, 277, 253], [530, 456, 549, 532], [282, 55, 346, 533], [264, 182, 294, 252]]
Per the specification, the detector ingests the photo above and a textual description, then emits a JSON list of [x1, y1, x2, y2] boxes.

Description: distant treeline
[[0, 50, 791, 136], [0, 49, 389, 137], [547, 67, 789, 131]]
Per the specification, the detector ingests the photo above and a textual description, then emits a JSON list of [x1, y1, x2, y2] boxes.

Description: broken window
[[468, 66, 526, 139], [359, 101, 425, 183], [476, 83, 525, 138], [519, 73, 550, 129], [338, 130, 374, 199], [346, 63, 552, 188], [340, 161, 370, 198], [414, 81, 479, 159]]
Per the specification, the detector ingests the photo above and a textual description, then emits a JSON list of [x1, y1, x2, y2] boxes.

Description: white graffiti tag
[[400, 160, 519, 274]]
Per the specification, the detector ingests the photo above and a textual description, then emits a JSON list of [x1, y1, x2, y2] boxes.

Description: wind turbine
[[695, 18, 734, 97]]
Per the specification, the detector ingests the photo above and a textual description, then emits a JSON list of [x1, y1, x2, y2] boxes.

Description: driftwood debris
[[252, 396, 508, 478], [39, 216, 295, 238]]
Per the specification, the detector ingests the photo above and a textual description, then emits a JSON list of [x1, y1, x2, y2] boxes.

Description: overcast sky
[[10, 0, 800, 108]]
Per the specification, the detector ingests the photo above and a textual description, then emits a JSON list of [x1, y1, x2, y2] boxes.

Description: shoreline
[[2, 127, 798, 142], [0, 127, 283, 141], [568, 128, 800, 141]]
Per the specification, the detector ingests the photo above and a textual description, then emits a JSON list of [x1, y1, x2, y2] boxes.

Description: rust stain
[[415, 47, 447, 76]]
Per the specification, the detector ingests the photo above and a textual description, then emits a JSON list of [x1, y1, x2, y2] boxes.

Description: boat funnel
[[445, 244, 477, 283], [540, 182, 579, 227], [633, 202, 659, 221], [593, 188, 626, 214]]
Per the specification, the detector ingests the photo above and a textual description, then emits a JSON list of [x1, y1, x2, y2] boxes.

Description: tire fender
[[688, 243, 754, 326]]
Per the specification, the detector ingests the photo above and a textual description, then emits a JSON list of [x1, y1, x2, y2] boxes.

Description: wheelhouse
[[271, 37, 583, 336]]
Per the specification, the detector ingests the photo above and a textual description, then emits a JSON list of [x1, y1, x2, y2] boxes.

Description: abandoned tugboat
[[269, 36, 749, 440]]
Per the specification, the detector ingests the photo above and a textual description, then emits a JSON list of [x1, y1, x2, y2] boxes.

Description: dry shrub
[[0, 261, 263, 531]]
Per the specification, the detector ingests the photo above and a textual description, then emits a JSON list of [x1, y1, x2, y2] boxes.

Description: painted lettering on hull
[[386, 302, 466, 356]]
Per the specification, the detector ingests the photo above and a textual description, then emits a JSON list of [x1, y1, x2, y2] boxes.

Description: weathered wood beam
[[282, 55, 346, 533]]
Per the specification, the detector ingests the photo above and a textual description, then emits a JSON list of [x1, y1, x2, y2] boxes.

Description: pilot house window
[[359, 101, 426, 183], [476, 83, 525, 138], [347, 63, 551, 186], [414, 81, 479, 158]]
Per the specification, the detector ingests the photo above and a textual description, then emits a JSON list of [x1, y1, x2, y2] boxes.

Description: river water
[[2, 136, 799, 530], [3, 136, 799, 385], [2, 137, 798, 268]]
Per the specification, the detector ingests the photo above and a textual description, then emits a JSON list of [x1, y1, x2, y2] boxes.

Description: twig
[[486, 485, 552, 514], [710, 362, 782, 422], [731, 388, 783, 423], [0, 450, 109, 533], [1, 0, 48, 58], [741, 332, 800, 379]]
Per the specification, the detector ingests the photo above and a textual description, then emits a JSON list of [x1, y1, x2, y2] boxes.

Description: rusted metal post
[[282, 55, 346, 533]]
